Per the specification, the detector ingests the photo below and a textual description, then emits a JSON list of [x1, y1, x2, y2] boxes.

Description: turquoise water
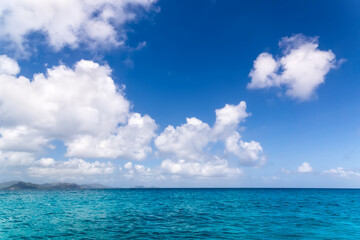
[[1, 189, 360, 239]]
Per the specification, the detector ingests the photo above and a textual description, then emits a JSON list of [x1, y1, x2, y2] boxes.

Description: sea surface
[[1, 188, 360, 239]]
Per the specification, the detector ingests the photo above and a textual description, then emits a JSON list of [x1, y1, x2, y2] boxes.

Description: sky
[[0, 0, 359, 187]]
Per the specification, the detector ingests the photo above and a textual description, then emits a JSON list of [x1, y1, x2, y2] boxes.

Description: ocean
[[1, 188, 360, 239]]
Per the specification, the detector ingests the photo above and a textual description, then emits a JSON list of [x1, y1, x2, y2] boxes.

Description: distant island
[[0, 181, 109, 190]]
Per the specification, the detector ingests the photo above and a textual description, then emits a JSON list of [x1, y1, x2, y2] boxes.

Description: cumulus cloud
[[0, 55, 262, 181], [0, 59, 129, 133], [155, 117, 211, 160], [66, 113, 157, 160], [0, 0, 157, 53], [120, 158, 242, 181], [248, 34, 337, 100], [213, 101, 249, 139], [0, 56, 156, 161], [0, 126, 48, 152], [122, 161, 163, 181], [248, 53, 279, 89], [0, 55, 20, 75], [155, 101, 265, 166], [225, 132, 265, 166], [161, 158, 242, 178], [28, 158, 114, 180], [0, 151, 35, 167], [297, 162, 313, 173], [323, 167, 360, 178]]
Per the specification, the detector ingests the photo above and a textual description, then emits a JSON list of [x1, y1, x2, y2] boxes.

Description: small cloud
[[261, 176, 280, 182], [134, 41, 147, 51], [297, 162, 313, 173], [160, 158, 242, 178], [323, 167, 360, 178], [281, 168, 291, 174], [28, 158, 114, 181], [248, 34, 338, 101], [122, 161, 164, 181], [123, 58, 134, 68]]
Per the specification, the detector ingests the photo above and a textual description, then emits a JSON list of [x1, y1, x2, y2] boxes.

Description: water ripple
[[0, 189, 360, 239]]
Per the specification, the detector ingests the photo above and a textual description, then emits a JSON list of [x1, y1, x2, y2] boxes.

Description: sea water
[[1, 188, 360, 239]]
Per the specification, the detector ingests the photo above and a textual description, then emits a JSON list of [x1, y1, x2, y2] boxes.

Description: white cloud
[[0, 151, 35, 166], [124, 161, 133, 170], [0, 55, 19, 75], [155, 101, 265, 166], [323, 167, 360, 178], [28, 158, 115, 179], [161, 158, 242, 178], [248, 53, 279, 89], [213, 101, 249, 139], [122, 161, 164, 181], [37, 157, 56, 167], [0, 126, 49, 152], [120, 157, 242, 181], [0, 59, 129, 133], [260, 175, 280, 182], [225, 132, 265, 166], [248, 34, 337, 100], [0, 0, 157, 53], [0, 56, 156, 161], [155, 117, 211, 160], [297, 162, 313, 173], [120, 158, 242, 182], [66, 113, 157, 160], [281, 168, 291, 174]]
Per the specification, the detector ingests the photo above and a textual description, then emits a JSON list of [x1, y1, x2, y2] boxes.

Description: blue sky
[[0, 0, 359, 187]]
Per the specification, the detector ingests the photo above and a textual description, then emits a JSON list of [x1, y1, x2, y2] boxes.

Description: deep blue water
[[1, 189, 360, 239]]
